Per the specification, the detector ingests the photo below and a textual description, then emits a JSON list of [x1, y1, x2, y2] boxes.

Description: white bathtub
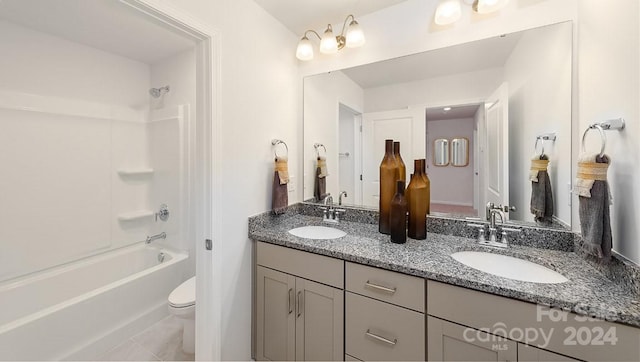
[[0, 243, 189, 361]]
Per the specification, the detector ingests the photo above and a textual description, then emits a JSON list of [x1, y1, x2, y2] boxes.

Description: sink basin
[[288, 226, 347, 240], [451, 251, 568, 284]]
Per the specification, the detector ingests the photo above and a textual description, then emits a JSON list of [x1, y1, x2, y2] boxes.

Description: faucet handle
[[500, 227, 521, 245], [334, 208, 346, 221], [467, 223, 486, 242]]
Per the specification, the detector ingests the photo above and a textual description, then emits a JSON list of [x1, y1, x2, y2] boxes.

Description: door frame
[[119, 1, 221, 359]]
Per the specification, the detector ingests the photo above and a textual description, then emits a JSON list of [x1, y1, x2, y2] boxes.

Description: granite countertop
[[249, 211, 640, 328]]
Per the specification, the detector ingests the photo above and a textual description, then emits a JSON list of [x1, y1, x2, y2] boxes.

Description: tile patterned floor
[[98, 316, 194, 361]]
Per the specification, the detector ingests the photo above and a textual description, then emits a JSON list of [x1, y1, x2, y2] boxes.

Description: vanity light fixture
[[434, 0, 509, 25], [296, 14, 365, 61]]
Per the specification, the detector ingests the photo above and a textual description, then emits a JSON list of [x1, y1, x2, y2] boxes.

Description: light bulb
[[296, 36, 314, 61], [319, 25, 338, 54], [476, 0, 509, 14], [345, 20, 365, 48], [434, 0, 462, 25]]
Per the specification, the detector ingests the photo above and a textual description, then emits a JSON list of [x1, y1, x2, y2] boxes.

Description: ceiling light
[[296, 14, 365, 61], [443, 107, 452, 112], [435, 0, 462, 25]]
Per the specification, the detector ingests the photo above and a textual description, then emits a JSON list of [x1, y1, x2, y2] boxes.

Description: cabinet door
[[256, 266, 296, 361], [518, 344, 581, 362], [428, 316, 517, 362], [295, 278, 344, 361]]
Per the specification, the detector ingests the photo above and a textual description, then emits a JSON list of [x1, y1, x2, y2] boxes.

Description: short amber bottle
[[379, 139, 399, 234], [390, 180, 408, 244]]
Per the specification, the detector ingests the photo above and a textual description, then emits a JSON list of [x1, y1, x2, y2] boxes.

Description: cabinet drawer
[[346, 292, 425, 361], [346, 262, 424, 312], [257, 242, 344, 288]]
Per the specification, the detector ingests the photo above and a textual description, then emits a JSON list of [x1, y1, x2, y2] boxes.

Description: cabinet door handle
[[288, 288, 294, 314], [365, 329, 397, 346], [296, 291, 303, 318], [364, 281, 397, 294]]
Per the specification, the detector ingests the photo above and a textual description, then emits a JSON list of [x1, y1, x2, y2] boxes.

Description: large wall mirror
[[303, 21, 572, 228]]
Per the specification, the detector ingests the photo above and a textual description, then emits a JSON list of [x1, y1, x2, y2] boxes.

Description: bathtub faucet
[[146, 232, 166, 244]]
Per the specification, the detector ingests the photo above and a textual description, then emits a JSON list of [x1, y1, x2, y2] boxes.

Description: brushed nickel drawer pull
[[297, 291, 303, 318], [364, 281, 397, 294], [288, 288, 294, 314], [365, 329, 397, 346]]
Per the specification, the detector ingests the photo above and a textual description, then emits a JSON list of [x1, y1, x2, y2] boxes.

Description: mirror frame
[[433, 138, 450, 166], [450, 137, 469, 167]]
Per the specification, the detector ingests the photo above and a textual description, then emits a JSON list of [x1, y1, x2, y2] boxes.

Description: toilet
[[168, 276, 196, 354]]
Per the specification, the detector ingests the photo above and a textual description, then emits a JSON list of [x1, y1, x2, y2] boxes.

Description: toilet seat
[[169, 276, 195, 308]]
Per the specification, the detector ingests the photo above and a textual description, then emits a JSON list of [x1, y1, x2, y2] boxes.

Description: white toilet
[[168, 276, 196, 354]]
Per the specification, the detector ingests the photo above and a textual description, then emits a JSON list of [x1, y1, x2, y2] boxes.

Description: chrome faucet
[[488, 209, 505, 243], [465, 203, 519, 248], [319, 194, 346, 223], [338, 191, 348, 205], [146, 232, 166, 244]]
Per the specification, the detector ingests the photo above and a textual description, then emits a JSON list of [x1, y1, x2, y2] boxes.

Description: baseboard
[[431, 200, 474, 207]]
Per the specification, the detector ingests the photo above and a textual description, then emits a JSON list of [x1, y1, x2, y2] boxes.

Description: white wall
[[159, 0, 300, 359], [150, 49, 197, 276], [577, 0, 640, 263], [364, 68, 503, 113], [426, 118, 475, 206], [504, 22, 572, 225], [303, 71, 364, 201]]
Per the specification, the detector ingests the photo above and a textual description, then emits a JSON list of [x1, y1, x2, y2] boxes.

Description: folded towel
[[576, 153, 612, 261], [314, 166, 327, 201], [271, 157, 288, 215], [317, 156, 328, 178], [530, 154, 554, 224]]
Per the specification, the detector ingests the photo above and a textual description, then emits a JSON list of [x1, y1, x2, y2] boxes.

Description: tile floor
[[98, 316, 194, 361]]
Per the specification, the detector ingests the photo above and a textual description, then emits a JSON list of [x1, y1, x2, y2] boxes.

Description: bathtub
[[0, 243, 189, 361]]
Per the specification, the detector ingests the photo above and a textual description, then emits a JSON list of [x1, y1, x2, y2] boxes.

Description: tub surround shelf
[[248, 210, 640, 329], [117, 168, 154, 176], [117, 210, 154, 221]]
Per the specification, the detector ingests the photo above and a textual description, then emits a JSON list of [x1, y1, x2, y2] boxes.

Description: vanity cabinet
[[255, 242, 344, 361], [427, 280, 640, 362], [345, 262, 425, 361]]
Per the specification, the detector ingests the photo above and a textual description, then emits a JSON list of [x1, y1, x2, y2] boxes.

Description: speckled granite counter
[[249, 207, 640, 329]]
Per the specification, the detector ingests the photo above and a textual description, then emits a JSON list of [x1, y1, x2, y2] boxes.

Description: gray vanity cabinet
[[428, 316, 517, 361], [255, 242, 344, 361], [517, 344, 580, 362]]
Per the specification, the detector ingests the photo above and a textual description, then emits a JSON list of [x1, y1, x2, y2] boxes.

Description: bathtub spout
[[146, 232, 166, 244]]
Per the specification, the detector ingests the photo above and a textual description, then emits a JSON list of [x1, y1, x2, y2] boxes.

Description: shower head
[[149, 85, 170, 98]]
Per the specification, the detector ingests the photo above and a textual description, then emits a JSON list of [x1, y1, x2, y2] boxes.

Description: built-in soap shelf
[[117, 210, 154, 222], [117, 168, 154, 177]]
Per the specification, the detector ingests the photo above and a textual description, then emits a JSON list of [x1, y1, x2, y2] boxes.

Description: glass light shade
[[476, 0, 509, 14], [434, 0, 462, 25], [345, 21, 365, 48], [296, 37, 314, 61], [319, 27, 338, 54]]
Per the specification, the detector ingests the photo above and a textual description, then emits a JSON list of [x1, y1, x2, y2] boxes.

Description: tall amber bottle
[[420, 159, 431, 215], [379, 139, 398, 234], [407, 160, 428, 239], [390, 180, 408, 244], [393, 141, 406, 183]]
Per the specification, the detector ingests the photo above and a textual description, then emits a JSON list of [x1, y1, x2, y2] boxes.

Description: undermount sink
[[451, 251, 568, 284], [288, 225, 347, 240]]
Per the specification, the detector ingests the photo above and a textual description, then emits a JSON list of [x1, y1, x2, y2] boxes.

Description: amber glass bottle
[[379, 139, 398, 234], [407, 160, 428, 240], [420, 159, 431, 215], [390, 180, 408, 244], [393, 141, 406, 183]]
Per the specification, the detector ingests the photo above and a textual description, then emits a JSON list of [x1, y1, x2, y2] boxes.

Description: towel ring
[[314, 143, 326, 158], [534, 138, 545, 157], [271, 139, 288, 159], [581, 124, 606, 157]]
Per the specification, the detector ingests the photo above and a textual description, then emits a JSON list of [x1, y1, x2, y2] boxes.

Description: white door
[[361, 108, 425, 208], [483, 82, 509, 219]]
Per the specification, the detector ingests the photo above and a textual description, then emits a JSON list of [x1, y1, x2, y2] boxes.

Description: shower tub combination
[[0, 243, 188, 361]]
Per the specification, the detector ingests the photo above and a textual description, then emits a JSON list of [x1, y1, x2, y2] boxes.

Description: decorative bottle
[[420, 159, 431, 215], [407, 160, 428, 240], [393, 141, 406, 183], [379, 139, 398, 234], [390, 180, 408, 244]]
